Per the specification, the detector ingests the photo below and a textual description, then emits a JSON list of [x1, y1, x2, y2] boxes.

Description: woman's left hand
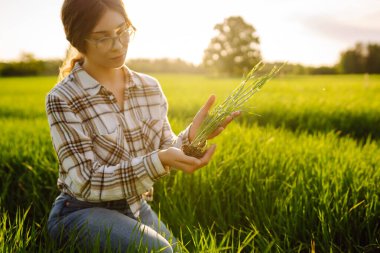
[[189, 94, 241, 143]]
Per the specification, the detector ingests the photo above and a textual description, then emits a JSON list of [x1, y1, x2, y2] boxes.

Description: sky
[[1, 0, 380, 66]]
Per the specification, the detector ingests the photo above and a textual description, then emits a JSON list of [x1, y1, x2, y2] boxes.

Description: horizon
[[1, 0, 380, 67]]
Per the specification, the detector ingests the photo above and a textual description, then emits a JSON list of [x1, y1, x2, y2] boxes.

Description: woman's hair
[[58, 0, 134, 81]]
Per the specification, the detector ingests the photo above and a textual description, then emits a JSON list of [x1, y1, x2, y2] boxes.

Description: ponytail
[[58, 45, 84, 82]]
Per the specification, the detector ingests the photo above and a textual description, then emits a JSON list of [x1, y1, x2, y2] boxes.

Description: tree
[[338, 42, 380, 74], [338, 43, 366, 73], [366, 43, 380, 74], [338, 43, 379, 74], [202, 16, 261, 76]]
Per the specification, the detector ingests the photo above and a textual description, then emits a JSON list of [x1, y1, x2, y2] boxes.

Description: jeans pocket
[[47, 193, 70, 237], [50, 194, 69, 216]]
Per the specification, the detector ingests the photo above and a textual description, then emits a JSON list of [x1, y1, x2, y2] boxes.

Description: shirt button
[[109, 95, 114, 100]]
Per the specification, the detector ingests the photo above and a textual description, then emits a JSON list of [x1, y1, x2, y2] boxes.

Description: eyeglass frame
[[85, 26, 134, 51]]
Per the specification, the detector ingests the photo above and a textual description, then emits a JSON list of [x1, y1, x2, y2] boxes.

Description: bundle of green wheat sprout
[[182, 62, 284, 158]]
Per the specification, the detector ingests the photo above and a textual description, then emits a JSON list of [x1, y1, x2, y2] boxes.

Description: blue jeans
[[47, 193, 179, 252]]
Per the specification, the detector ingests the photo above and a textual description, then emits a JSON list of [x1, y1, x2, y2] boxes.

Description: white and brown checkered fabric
[[45, 63, 191, 217]]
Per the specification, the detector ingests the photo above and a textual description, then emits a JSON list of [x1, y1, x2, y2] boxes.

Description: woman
[[46, 0, 239, 252]]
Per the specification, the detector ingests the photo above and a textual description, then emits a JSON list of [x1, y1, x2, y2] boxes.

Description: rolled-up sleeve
[[46, 93, 169, 201]]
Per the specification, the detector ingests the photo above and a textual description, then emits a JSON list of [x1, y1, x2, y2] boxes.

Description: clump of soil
[[182, 144, 205, 158]]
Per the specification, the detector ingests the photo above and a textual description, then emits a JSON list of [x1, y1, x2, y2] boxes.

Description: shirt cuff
[[180, 123, 192, 146], [123, 151, 170, 196], [148, 150, 170, 178]]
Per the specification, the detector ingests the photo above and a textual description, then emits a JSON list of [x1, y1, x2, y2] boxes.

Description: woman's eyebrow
[[92, 22, 126, 34]]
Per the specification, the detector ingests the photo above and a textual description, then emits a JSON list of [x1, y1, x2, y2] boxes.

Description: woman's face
[[84, 9, 130, 69]]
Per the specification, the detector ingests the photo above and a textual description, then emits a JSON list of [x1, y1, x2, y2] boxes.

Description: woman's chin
[[109, 55, 126, 68]]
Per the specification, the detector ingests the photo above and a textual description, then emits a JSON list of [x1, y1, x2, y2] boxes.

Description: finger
[[207, 111, 241, 139], [199, 144, 217, 165], [174, 155, 201, 167], [207, 127, 224, 139], [174, 160, 202, 173], [203, 94, 216, 111], [232, 111, 241, 117], [220, 115, 233, 128], [207, 116, 232, 138], [191, 96, 217, 137], [176, 145, 216, 173], [198, 95, 216, 116], [220, 111, 241, 128]]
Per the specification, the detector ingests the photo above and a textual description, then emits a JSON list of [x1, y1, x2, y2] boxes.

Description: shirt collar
[[71, 62, 143, 96], [125, 66, 144, 90]]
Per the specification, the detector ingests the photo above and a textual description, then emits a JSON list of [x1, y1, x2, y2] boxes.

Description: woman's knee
[[150, 239, 173, 253], [133, 225, 174, 253], [158, 238, 173, 253]]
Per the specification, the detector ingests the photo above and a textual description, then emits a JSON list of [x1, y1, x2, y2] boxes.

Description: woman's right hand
[[158, 145, 217, 173]]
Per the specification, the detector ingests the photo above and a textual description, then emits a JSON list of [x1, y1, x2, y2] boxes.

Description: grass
[[0, 74, 379, 252]]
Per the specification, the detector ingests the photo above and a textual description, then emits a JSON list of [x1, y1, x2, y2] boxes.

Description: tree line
[[0, 53, 62, 77], [201, 16, 380, 76], [338, 43, 380, 74], [1, 16, 379, 77], [0, 55, 203, 77]]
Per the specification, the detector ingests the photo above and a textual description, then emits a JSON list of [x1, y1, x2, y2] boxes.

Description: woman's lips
[[110, 54, 125, 60]]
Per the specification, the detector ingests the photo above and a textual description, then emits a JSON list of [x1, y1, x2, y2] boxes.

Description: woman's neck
[[82, 60, 123, 88]]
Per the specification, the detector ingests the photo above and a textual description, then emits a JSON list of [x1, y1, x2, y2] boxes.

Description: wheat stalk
[[183, 62, 284, 157]]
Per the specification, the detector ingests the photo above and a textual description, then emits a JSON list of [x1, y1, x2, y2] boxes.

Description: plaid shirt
[[45, 63, 191, 217]]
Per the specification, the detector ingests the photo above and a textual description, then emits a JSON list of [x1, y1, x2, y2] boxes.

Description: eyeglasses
[[86, 27, 134, 51]]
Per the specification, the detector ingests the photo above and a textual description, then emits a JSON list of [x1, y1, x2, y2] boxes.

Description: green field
[[0, 74, 379, 252]]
